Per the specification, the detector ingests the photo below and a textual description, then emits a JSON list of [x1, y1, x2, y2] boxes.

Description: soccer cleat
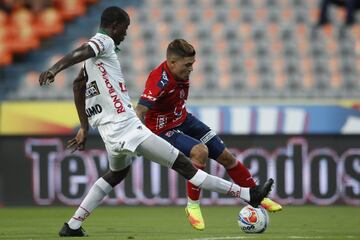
[[59, 223, 88, 237], [185, 203, 205, 231], [248, 178, 274, 208], [261, 197, 282, 212]]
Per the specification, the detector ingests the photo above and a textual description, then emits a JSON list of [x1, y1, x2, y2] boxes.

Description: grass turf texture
[[0, 206, 359, 240]]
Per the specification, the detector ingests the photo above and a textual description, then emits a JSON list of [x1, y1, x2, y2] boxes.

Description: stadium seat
[[176, 7, 189, 21], [10, 7, 34, 26], [135, 72, 148, 89], [255, 8, 267, 22], [219, 72, 232, 89], [227, 8, 241, 22], [302, 71, 315, 89], [188, 8, 202, 23], [0, 21, 8, 42], [34, 7, 64, 38], [7, 7, 39, 53], [1, 0, 359, 100], [246, 72, 258, 89], [274, 72, 286, 90], [55, 0, 86, 21], [0, 10, 7, 25], [6, 25, 40, 54], [0, 41, 12, 66], [83, 0, 99, 3], [330, 72, 342, 89]]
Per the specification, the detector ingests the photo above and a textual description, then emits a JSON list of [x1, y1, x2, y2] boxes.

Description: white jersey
[[81, 32, 177, 170], [84, 32, 136, 127]]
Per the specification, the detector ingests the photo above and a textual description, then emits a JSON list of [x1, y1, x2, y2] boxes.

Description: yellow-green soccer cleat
[[185, 203, 205, 230], [261, 197, 282, 212]]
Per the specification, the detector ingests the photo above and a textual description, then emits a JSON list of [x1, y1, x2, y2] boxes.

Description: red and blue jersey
[[139, 61, 189, 134]]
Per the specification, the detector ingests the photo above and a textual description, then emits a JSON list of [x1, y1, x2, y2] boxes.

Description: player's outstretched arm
[[135, 104, 149, 124], [67, 68, 88, 153], [73, 68, 88, 132], [39, 44, 95, 86]]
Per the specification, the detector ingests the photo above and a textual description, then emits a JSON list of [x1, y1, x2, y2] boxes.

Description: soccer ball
[[237, 205, 269, 233]]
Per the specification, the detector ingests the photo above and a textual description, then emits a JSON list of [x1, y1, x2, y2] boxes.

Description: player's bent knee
[[172, 152, 198, 180], [102, 166, 130, 187], [190, 143, 208, 166], [217, 149, 237, 168]]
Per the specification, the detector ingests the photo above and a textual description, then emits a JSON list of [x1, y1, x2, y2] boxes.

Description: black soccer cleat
[[248, 178, 274, 208], [59, 223, 88, 237]]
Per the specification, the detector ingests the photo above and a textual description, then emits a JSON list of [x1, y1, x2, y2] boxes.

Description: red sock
[[226, 161, 256, 187], [187, 163, 205, 201]]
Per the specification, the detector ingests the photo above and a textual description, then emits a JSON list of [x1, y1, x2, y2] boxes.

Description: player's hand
[[39, 70, 55, 86], [67, 128, 88, 153]]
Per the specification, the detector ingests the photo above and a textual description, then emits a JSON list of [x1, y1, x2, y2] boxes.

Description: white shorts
[[98, 117, 153, 171], [136, 134, 179, 169]]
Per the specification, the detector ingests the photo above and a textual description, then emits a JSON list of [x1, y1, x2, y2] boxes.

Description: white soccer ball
[[237, 205, 269, 233]]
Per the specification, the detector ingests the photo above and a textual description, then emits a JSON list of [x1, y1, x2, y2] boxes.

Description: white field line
[[181, 235, 357, 240]]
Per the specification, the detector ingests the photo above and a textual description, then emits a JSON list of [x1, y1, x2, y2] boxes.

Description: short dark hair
[[166, 39, 196, 59], [100, 6, 129, 27]]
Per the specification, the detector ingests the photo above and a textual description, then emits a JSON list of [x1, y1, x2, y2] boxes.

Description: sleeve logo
[[157, 70, 169, 88]]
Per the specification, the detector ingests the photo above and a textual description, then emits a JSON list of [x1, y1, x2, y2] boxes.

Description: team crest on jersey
[[85, 81, 100, 99], [156, 115, 167, 130], [157, 70, 169, 88], [165, 130, 174, 137]]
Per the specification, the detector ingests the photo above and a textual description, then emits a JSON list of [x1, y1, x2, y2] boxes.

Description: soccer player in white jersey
[[39, 6, 274, 237]]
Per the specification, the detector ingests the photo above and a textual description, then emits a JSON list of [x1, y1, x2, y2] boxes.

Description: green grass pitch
[[0, 206, 359, 240]]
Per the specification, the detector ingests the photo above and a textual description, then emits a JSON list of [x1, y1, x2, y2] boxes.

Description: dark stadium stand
[[0, 0, 359, 100]]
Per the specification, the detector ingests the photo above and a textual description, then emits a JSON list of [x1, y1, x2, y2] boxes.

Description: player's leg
[[216, 148, 282, 212], [160, 130, 208, 230], [135, 134, 274, 206], [179, 114, 256, 187], [204, 138, 282, 212], [59, 152, 132, 237], [203, 134, 282, 212], [181, 114, 282, 212], [160, 130, 208, 203]]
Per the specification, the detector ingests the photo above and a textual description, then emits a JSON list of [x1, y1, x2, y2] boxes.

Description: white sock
[[68, 177, 112, 230], [189, 169, 250, 202], [187, 197, 200, 206]]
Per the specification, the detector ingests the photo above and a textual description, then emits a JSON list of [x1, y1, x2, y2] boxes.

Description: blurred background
[[0, 0, 359, 207]]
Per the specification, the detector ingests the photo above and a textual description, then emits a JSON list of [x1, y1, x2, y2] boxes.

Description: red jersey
[[138, 61, 189, 134]]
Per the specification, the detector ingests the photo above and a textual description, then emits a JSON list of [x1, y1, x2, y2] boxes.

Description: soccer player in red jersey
[[135, 39, 282, 231]]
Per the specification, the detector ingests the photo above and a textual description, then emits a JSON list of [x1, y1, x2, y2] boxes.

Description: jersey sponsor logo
[[96, 62, 125, 114], [85, 104, 103, 117], [141, 93, 157, 102], [200, 130, 216, 144], [156, 115, 167, 130], [157, 70, 169, 88], [85, 81, 100, 99], [119, 82, 127, 92]]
